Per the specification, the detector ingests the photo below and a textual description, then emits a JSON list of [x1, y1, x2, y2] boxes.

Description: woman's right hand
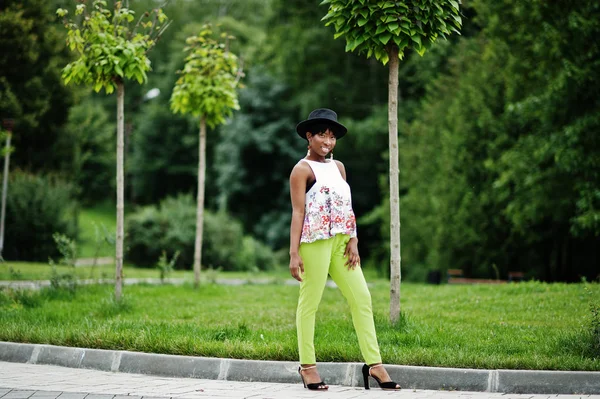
[[289, 253, 304, 282]]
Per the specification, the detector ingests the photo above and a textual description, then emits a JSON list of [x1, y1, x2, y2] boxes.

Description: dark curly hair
[[305, 123, 337, 138]]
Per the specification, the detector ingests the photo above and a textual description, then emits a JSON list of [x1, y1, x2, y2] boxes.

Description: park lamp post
[[0, 118, 14, 259], [126, 88, 160, 203]]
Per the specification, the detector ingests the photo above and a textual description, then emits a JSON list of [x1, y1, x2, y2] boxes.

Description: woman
[[289, 108, 401, 391]]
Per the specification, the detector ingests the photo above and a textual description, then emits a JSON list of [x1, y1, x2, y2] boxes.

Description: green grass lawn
[[2, 204, 598, 371], [0, 261, 293, 282], [1, 280, 598, 371]]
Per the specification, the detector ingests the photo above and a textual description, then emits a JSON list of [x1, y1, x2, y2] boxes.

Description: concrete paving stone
[[0, 387, 39, 393], [146, 388, 196, 396], [84, 395, 115, 399], [0, 390, 11, 397], [0, 381, 20, 386], [55, 393, 87, 399], [140, 392, 175, 398], [74, 387, 123, 395], [30, 392, 63, 397], [2, 391, 36, 399], [40, 386, 90, 393], [0, 342, 35, 364], [112, 396, 142, 399], [100, 390, 131, 395]]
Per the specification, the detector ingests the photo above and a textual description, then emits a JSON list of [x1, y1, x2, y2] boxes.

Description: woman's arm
[[289, 163, 309, 282]]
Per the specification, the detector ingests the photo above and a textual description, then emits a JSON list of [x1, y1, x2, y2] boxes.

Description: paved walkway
[[0, 277, 339, 290], [2, 362, 599, 399]]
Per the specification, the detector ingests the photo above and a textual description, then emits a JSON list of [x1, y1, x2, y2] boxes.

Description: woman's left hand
[[344, 237, 360, 270]]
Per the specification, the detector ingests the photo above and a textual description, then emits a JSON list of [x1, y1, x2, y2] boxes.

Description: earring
[[307, 146, 311, 157]]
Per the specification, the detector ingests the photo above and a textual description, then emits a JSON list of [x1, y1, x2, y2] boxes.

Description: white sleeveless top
[[300, 159, 357, 244]]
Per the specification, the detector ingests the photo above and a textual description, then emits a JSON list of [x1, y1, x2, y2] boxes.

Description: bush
[[156, 250, 180, 282], [48, 233, 78, 295], [3, 171, 77, 261], [125, 206, 166, 266], [126, 194, 277, 271], [237, 236, 276, 272], [586, 285, 600, 355], [0, 288, 44, 309], [202, 210, 246, 271]]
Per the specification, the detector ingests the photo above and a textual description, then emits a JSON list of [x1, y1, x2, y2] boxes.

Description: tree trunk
[[115, 81, 125, 301], [388, 45, 402, 323], [0, 132, 11, 258], [193, 116, 207, 289]]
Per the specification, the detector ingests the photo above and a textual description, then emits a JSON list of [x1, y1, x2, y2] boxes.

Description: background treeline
[[1, 0, 598, 281]]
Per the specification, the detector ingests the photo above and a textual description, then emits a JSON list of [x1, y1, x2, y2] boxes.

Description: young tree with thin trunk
[[170, 26, 241, 289], [57, 0, 169, 301], [321, 0, 462, 322]]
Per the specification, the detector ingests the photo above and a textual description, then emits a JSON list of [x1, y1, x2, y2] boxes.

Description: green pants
[[297, 234, 382, 365]]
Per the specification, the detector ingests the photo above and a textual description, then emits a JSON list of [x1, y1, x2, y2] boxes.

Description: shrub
[[202, 210, 244, 270], [5, 289, 43, 308], [237, 236, 276, 272], [3, 171, 77, 261], [592, 301, 600, 354], [125, 205, 165, 266], [156, 250, 180, 282], [48, 233, 78, 295], [126, 194, 277, 271], [587, 285, 600, 354]]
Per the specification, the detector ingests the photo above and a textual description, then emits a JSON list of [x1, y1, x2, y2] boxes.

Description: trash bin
[[427, 269, 441, 285]]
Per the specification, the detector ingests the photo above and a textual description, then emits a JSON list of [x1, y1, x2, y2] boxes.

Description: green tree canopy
[[0, 0, 74, 171], [57, 1, 169, 93], [399, 0, 600, 282], [170, 26, 240, 126], [321, 0, 462, 63]]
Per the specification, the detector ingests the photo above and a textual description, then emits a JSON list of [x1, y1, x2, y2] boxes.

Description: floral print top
[[300, 159, 357, 244]]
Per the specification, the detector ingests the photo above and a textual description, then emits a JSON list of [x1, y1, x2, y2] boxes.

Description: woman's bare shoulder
[[290, 159, 312, 177]]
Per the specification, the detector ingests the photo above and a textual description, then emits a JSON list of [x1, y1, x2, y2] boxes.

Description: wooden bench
[[448, 277, 506, 284], [508, 271, 525, 282], [446, 269, 523, 284]]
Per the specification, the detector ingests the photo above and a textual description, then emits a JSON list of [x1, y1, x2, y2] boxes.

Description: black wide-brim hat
[[296, 108, 347, 139]]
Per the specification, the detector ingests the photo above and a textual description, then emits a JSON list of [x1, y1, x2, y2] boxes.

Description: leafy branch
[[57, 0, 170, 93]]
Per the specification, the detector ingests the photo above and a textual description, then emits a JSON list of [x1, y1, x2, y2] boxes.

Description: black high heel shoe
[[298, 365, 328, 391], [362, 363, 401, 390]]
